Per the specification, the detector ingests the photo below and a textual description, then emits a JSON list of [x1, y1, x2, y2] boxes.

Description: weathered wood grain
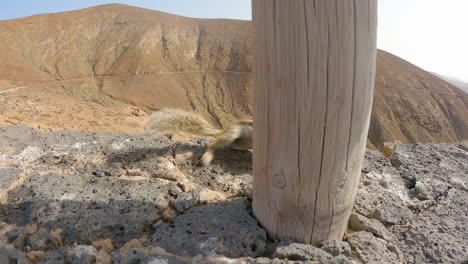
[[252, 0, 378, 244]]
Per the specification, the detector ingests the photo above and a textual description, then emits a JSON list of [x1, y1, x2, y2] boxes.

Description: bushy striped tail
[[140, 108, 221, 138]]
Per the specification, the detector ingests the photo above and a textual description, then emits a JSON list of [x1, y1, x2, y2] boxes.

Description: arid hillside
[[0, 4, 253, 129], [0, 4, 466, 149], [370, 50, 468, 149]]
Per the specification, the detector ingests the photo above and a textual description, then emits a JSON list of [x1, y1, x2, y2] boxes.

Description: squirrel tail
[[140, 108, 222, 138]]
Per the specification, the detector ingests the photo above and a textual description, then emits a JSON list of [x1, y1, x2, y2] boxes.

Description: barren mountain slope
[[0, 4, 253, 128], [0, 4, 466, 150], [370, 50, 468, 148]]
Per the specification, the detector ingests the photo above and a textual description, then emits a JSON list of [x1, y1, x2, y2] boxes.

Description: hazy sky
[[1, 0, 467, 82], [378, 0, 468, 82]]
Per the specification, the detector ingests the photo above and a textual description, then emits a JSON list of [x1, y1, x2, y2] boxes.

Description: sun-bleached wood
[[252, 0, 378, 244]]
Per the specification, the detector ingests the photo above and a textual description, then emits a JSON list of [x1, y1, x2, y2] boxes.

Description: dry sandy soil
[[0, 84, 147, 134]]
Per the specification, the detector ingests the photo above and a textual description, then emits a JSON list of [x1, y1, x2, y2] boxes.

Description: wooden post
[[252, 0, 378, 244]]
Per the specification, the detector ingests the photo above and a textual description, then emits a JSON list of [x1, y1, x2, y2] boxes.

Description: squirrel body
[[141, 108, 252, 165]]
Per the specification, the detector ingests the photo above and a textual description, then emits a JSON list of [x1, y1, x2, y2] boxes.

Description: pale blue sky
[[0, 0, 252, 21], [1, 0, 467, 82]]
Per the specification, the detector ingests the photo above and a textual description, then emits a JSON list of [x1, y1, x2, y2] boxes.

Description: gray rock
[[27, 231, 61, 251], [111, 248, 190, 264], [173, 187, 203, 213], [347, 231, 403, 264], [371, 204, 413, 225], [386, 144, 468, 263], [0, 247, 31, 264], [390, 144, 468, 196], [0, 128, 253, 244], [5, 227, 27, 250], [274, 243, 332, 262], [174, 138, 253, 197], [143, 256, 190, 264], [352, 189, 380, 216], [37, 248, 68, 264], [3, 169, 173, 246], [113, 251, 312, 264], [67, 245, 97, 264], [353, 184, 407, 218], [151, 198, 267, 258], [168, 185, 183, 196], [362, 150, 399, 175], [152, 220, 164, 230], [0, 127, 254, 250], [236, 257, 314, 263], [353, 150, 410, 217], [406, 199, 436, 213], [1, 127, 468, 263], [0, 166, 23, 191], [322, 255, 357, 264], [394, 188, 468, 264], [111, 245, 266, 264], [320, 240, 351, 257], [358, 170, 409, 201], [348, 213, 394, 241], [413, 179, 451, 200]]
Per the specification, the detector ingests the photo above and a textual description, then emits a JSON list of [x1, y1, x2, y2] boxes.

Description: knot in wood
[[272, 173, 286, 189]]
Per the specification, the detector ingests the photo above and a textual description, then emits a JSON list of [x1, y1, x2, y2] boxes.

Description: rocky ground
[[0, 125, 466, 263]]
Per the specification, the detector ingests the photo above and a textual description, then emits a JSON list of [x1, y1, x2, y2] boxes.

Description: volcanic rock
[[0, 126, 466, 263]]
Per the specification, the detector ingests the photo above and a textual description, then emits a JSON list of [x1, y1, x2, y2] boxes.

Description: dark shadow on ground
[[0, 198, 269, 259], [0, 199, 164, 247], [106, 139, 252, 176]]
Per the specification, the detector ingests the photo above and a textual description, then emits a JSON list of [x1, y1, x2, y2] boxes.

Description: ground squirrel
[[140, 108, 252, 165]]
